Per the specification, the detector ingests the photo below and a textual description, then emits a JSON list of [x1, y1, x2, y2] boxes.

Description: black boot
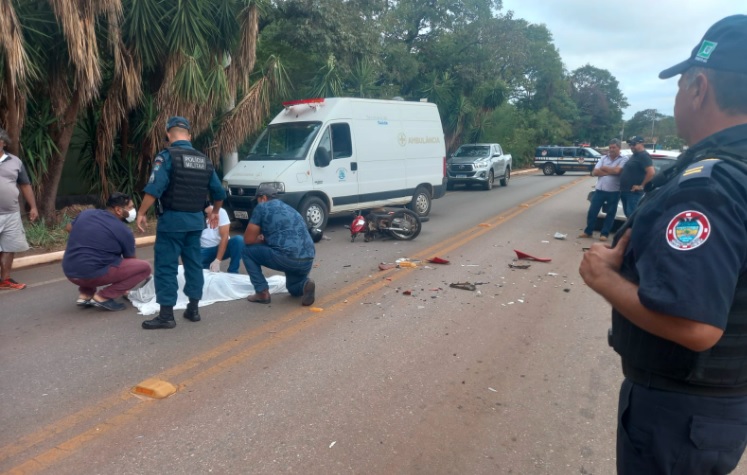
[[142, 306, 176, 329], [183, 298, 201, 322]]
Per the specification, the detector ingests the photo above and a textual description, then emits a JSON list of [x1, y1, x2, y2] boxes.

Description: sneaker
[[0, 278, 26, 290], [76, 298, 93, 307], [599, 235, 608, 242], [90, 298, 126, 311], [577, 233, 592, 239], [301, 279, 316, 306], [142, 315, 176, 329], [183, 308, 201, 322]]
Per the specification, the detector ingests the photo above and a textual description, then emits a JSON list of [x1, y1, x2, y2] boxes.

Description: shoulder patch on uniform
[[678, 158, 721, 184], [666, 210, 711, 250], [154, 155, 165, 165]]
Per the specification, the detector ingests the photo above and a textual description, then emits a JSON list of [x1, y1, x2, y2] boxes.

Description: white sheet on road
[[128, 266, 287, 315]]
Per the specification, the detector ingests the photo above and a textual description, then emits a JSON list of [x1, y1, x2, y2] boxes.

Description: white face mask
[[125, 208, 137, 223]]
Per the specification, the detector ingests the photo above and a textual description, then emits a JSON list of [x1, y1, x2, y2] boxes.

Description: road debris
[[554, 232, 567, 240], [428, 256, 450, 264], [378, 263, 395, 271], [509, 263, 531, 269], [449, 282, 477, 291], [514, 250, 551, 262]]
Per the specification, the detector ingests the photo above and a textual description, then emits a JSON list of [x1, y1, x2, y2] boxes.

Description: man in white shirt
[[200, 204, 243, 273], [578, 138, 628, 241]]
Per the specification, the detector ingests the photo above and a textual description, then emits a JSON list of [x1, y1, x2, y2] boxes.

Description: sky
[[499, 0, 743, 119]]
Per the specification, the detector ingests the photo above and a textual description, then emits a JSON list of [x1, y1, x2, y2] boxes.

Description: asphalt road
[[1, 170, 720, 474]]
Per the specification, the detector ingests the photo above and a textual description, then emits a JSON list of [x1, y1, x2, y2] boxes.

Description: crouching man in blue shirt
[[243, 184, 316, 306]]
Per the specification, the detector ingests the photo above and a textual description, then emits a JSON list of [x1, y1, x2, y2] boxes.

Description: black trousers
[[617, 378, 747, 474]]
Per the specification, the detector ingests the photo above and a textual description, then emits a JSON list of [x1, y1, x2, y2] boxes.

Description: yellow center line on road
[[0, 177, 585, 474]]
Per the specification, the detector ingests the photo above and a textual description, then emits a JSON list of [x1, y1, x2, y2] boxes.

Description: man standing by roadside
[[0, 127, 38, 290], [136, 117, 226, 329], [619, 136, 655, 217], [580, 15, 747, 474], [243, 184, 316, 306], [579, 138, 627, 242]]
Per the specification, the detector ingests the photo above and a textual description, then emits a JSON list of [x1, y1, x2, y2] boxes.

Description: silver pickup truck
[[446, 143, 512, 191]]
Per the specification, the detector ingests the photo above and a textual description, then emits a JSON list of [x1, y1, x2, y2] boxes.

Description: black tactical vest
[[610, 148, 747, 395], [160, 147, 214, 213]]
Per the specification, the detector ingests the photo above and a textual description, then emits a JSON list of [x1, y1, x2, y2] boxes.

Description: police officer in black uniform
[[580, 15, 747, 474], [136, 117, 226, 329]]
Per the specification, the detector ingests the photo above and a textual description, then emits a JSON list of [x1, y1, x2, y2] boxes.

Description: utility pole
[[651, 109, 657, 147]]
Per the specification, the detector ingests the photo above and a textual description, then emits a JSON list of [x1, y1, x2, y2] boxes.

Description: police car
[[588, 153, 679, 230]]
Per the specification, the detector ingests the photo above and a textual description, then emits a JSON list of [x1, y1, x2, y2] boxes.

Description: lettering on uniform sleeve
[[666, 210, 711, 250]]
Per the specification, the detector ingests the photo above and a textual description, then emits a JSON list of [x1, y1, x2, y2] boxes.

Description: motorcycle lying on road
[[348, 207, 423, 242]]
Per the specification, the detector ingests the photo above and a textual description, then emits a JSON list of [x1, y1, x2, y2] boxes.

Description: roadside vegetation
[[2, 0, 682, 234]]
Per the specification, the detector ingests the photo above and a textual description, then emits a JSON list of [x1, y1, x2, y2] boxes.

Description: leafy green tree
[[570, 65, 628, 146]]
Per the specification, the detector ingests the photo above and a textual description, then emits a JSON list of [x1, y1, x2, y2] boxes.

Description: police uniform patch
[[666, 210, 711, 250]]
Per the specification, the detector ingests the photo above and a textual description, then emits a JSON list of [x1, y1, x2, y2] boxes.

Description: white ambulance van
[[221, 97, 447, 230]]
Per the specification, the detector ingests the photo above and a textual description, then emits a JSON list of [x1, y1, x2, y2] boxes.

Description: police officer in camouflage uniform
[[580, 15, 747, 474], [136, 117, 226, 329]]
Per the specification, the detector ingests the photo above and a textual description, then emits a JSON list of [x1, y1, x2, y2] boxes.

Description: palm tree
[[1, 0, 285, 221]]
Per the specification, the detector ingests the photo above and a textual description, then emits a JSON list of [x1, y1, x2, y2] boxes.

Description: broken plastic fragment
[[514, 250, 551, 262], [309, 307, 324, 312], [449, 282, 477, 291], [378, 263, 395, 271], [554, 232, 567, 240], [428, 257, 450, 264], [509, 263, 531, 269]]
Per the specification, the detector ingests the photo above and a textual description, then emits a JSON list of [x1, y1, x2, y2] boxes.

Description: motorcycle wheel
[[388, 209, 422, 240]]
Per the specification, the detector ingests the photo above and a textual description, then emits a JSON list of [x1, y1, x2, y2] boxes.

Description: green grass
[[24, 219, 70, 251]]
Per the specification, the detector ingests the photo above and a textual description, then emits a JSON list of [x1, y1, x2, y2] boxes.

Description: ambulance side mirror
[[314, 147, 332, 167]]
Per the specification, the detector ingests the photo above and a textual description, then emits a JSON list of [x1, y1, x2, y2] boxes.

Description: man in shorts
[[0, 127, 38, 290]]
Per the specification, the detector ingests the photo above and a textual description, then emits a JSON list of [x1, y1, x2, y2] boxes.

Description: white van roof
[[271, 97, 441, 125]]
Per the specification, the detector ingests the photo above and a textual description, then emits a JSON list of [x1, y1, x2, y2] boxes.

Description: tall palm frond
[[228, 3, 259, 94], [309, 54, 344, 99], [208, 56, 288, 162], [0, 0, 31, 89], [46, 0, 104, 104]]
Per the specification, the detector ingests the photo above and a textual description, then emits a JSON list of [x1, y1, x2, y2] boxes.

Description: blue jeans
[[584, 190, 620, 237], [620, 191, 643, 218], [200, 235, 244, 273], [242, 244, 313, 296]]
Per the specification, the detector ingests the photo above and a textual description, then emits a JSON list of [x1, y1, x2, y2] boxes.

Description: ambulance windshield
[[243, 122, 322, 161]]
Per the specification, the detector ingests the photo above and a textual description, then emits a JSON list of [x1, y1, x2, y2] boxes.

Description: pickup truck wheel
[[483, 171, 494, 190], [446, 181, 454, 191], [299, 196, 328, 231], [500, 168, 510, 186], [556, 170, 566, 176], [407, 185, 431, 217], [542, 163, 555, 175]]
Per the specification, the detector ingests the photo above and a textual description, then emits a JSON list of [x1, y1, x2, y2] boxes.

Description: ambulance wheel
[[299, 196, 328, 231], [407, 185, 431, 217]]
